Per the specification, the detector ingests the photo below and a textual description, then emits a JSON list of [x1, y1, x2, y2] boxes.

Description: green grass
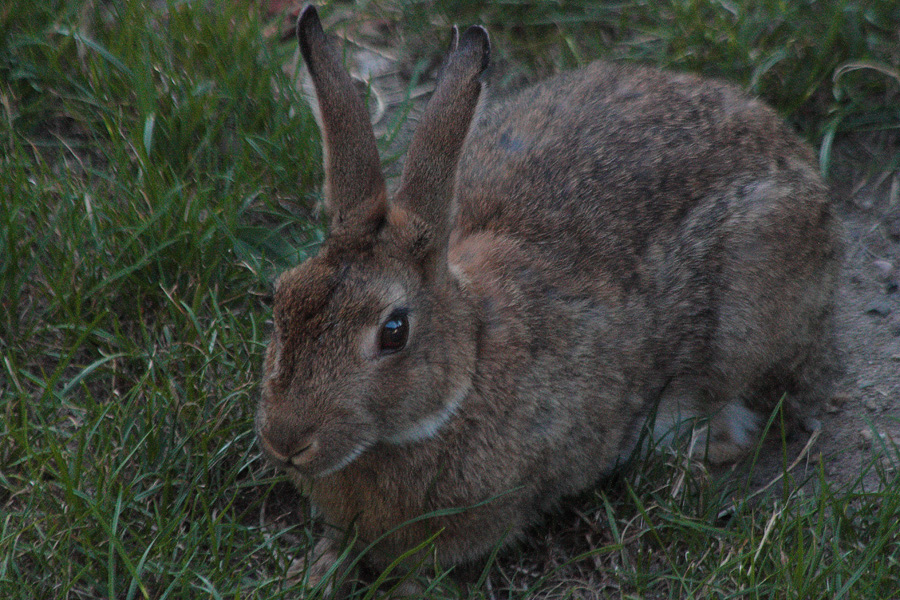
[[396, 0, 900, 175], [1, 0, 320, 597], [1, 0, 899, 598]]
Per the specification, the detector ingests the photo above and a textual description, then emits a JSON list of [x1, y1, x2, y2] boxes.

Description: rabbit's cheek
[[382, 374, 472, 444]]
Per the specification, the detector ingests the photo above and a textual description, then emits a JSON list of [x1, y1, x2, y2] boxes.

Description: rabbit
[[255, 3, 841, 588]]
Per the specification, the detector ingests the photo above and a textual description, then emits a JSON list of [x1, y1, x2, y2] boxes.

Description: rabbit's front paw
[[286, 537, 352, 594]]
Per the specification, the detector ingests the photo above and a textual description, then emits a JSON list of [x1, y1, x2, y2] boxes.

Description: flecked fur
[[256, 4, 841, 585]]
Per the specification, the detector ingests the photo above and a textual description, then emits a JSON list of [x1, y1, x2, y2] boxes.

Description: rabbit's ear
[[297, 5, 386, 232], [392, 25, 489, 255]]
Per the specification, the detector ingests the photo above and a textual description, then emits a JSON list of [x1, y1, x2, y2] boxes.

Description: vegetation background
[[1, 0, 898, 598]]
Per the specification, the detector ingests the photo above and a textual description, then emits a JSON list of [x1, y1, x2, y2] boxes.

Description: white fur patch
[[714, 401, 761, 448], [647, 390, 762, 463], [384, 380, 471, 445], [316, 441, 372, 478], [448, 260, 472, 287]]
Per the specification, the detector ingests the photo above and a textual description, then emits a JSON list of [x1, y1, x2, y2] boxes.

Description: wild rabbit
[[256, 4, 841, 587]]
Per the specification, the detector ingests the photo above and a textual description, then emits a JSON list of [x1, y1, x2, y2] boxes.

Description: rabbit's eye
[[379, 311, 409, 354]]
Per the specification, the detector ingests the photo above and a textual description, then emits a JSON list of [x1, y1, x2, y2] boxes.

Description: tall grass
[[1, 1, 899, 598], [2, 0, 320, 597], [398, 0, 900, 174]]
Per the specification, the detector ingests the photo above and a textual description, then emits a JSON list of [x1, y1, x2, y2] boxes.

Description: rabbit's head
[[256, 6, 489, 479]]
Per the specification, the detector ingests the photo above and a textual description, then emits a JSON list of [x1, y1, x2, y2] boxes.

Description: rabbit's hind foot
[[652, 395, 762, 465]]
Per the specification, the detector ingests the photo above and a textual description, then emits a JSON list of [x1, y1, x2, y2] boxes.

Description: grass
[[1, 0, 898, 598], [395, 0, 900, 175], [1, 0, 320, 597]]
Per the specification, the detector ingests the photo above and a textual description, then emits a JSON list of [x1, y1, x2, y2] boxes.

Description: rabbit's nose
[[258, 423, 319, 468], [289, 438, 319, 468]]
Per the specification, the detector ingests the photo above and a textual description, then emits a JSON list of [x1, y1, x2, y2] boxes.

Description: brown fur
[[256, 4, 841, 585]]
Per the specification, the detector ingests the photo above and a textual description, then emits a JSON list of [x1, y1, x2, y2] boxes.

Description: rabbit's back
[[455, 61, 824, 277], [452, 60, 841, 458]]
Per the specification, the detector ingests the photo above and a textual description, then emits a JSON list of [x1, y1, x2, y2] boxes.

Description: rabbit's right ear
[[391, 25, 489, 269], [297, 5, 387, 233]]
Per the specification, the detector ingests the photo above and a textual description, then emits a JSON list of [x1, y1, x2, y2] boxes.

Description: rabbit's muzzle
[[256, 379, 377, 479], [256, 420, 319, 468]]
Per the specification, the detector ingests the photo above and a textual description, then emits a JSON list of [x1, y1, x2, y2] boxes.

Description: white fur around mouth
[[383, 380, 472, 445]]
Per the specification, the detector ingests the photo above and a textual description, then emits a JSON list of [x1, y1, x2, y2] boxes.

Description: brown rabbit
[[256, 4, 841, 587]]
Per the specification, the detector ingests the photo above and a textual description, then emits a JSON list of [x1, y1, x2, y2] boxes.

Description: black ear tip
[[459, 25, 491, 71], [297, 4, 323, 44], [297, 4, 326, 65]]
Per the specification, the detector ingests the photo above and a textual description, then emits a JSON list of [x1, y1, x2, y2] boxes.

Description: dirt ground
[[806, 152, 900, 489]]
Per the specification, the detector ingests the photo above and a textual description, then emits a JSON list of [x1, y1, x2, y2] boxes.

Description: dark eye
[[379, 311, 409, 354]]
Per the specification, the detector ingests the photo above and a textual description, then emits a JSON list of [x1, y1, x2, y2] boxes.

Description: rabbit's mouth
[[256, 412, 376, 479], [261, 436, 373, 480]]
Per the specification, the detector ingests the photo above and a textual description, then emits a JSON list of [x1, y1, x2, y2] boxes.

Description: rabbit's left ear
[[391, 25, 490, 258], [297, 5, 387, 233]]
